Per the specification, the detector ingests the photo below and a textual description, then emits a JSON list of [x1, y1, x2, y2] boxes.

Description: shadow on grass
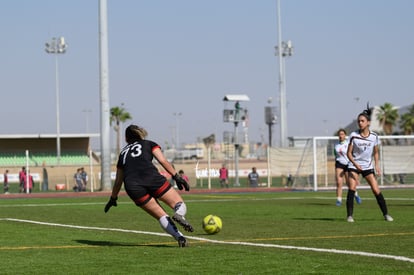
[[305, 202, 335, 206], [75, 239, 171, 248], [293, 217, 339, 221]]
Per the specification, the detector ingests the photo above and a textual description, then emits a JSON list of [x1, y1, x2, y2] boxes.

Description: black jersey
[[117, 140, 167, 188]]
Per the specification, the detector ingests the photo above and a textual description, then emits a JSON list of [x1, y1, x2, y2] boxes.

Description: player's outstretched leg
[[177, 236, 188, 247], [173, 202, 194, 232], [159, 215, 188, 247], [355, 191, 362, 204]]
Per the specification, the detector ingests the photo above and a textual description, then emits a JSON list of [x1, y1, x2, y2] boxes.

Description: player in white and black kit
[[334, 129, 361, 206], [346, 105, 393, 222], [104, 124, 193, 247]]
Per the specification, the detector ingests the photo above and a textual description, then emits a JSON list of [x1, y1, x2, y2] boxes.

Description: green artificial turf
[[0, 189, 413, 274]]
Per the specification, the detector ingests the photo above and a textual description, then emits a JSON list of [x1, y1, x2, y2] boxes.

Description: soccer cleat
[[177, 236, 188, 247], [347, 216, 354, 223], [355, 195, 362, 205], [336, 200, 342, 206], [384, 214, 394, 222], [173, 214, 194, 232]]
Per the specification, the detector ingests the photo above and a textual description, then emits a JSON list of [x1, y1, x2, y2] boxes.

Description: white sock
[[174, 202, 187, 216], [355, 191, 359, 197], [159, 215, 182, 240], [337, 197, 342, 202]]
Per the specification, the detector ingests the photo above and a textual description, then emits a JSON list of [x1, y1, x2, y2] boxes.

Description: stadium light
[[82, 109, 92, 133], [223, 94, 250, 187], [275, 0, 293, 147], [265, 97, 277, 147], [45, 37, 67, 164]]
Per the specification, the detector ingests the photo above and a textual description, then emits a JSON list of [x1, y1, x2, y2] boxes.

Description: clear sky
[[1, 0, 413, 149]]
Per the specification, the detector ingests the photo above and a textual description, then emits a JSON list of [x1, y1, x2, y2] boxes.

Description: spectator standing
[[219, 164, 229, 188], [73, 168, 83, 192], [3, 169, 9, 194], [178, 170, 189, 184], [80, 167, 88, 191], [42, 162, 49, 191], [247, 167, 259, 187], [19, 167, 26, 193], [285, 173, 293, 187], [23, 173, 34, 193]]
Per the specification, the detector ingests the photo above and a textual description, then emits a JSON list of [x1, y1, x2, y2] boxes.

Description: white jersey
[[347, 130, 380, 170], [334, 140, 349, 166]]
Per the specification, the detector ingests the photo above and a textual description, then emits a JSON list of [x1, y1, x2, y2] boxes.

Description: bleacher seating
[[0, 152, 90, 167]]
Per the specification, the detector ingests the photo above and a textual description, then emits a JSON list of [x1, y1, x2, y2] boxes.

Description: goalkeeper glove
[[173, 174, 190, 191], [104, 196, 118, 213]]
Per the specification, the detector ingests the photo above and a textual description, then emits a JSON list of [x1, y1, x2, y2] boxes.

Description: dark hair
[[125, 124, 148, 144], [358, 103, 372, 121], [178, 170, 184, 174], [337, 128, 346, 135]]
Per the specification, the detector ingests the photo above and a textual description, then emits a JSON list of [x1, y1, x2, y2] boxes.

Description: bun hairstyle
[[125, 124, 148, 143], [359, 102, 372, 121]]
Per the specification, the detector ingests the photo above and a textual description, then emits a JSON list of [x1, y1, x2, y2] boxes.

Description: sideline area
[[2, 217, 414, 264], [1, 184, 414, 200]]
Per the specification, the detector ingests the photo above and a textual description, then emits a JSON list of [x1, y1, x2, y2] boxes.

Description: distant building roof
[[223, 94, 250, 102], [0, 133, 99, 139]]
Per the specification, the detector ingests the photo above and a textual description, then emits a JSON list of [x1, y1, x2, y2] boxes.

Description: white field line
[[1, 218, 413, 264], [0, 196, 413, 208]]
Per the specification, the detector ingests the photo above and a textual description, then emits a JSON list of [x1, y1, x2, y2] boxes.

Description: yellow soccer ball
[[202, 214, 222, 234]]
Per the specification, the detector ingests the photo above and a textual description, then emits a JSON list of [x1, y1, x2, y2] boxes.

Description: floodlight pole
[[82, 109, 92, 133], [173, 112, 182, 149], [233, 113, 240, 186], [265, 102, 277, 147], [275, 0, 293, 147], [99, 0, 112, 191], [25, 150, 29, 194], [45, 37, 67, 164]]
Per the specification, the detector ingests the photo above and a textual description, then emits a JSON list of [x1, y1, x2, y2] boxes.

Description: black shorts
[[335, 161, 348, 171], [348, 168, 375, 178], [125, 181, 172, 206]]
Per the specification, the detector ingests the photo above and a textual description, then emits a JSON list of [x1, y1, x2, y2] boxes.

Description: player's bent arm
[[346, 143, 358, 169], [346, 143, 353, 163], [373, 145, 381, 175], [153, 148, 177, 176], [111, 168, 124, 198]]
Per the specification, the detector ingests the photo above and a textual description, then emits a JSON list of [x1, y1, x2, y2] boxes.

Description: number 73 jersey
[[117, 140, 166, 186]]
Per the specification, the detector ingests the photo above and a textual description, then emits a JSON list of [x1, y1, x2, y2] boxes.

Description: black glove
[[173, 174, 190, 191], [104, 196, 118, 213]]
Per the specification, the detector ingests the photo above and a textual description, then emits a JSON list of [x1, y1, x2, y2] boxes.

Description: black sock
[[375, 192, 388, 216], [346, 190, 355, 217]]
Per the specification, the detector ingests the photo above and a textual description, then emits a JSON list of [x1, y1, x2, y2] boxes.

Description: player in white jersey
[[346, 104, 393, 222], [334, 129, 361, 206]]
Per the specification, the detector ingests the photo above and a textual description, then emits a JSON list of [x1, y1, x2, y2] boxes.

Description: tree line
[[109, 102, 414, 156], [377, 102, 414, 135]]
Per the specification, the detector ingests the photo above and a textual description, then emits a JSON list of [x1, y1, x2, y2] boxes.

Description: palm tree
[[399, 104, 414, 135], [110, 104, 132, 156], [376, 102, 399, 135]]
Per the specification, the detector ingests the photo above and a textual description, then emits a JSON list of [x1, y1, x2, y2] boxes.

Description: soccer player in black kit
[[104, 124, 193, 247]]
